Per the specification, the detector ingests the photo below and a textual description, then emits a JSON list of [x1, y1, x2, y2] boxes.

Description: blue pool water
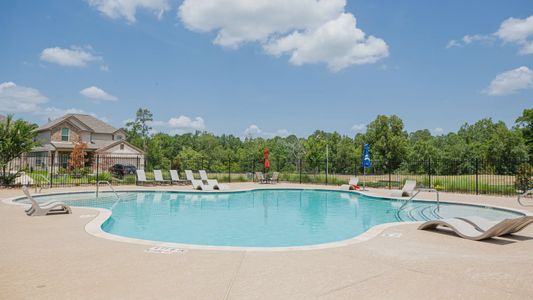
[[24, 189, 522, 247]]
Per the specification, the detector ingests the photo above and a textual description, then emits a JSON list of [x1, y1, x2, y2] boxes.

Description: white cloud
[[243, 124, 291, 138], [40, 46, 103, 67], [432, 128, 444, 135], [244, 124, 262, 137], [87, 0, 171, 23], [152, 115, 206, 133], [0, 82, 48, 113], [274, 129, 290, 138], [495, 16, 533, 43], [80, 86, 118, 101], [351, 123, 366, 132], [265, 13, 388, 71], [168, 116, 205, 130], [34, 107, 98, 121], [446, 34, 494, 48], [178, 0, 388, 71], [485, 66, 533, 96], [495, 15, 533, 55], [449, 15, 533, 55], [0, 81, 103, 121]]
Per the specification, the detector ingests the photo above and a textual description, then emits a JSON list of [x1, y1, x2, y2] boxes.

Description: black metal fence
[[1, 152, 531, 196]]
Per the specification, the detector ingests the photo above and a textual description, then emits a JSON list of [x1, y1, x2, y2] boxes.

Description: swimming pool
[[21, 189, 522, 248]]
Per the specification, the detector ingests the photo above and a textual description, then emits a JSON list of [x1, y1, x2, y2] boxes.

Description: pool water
[[24, 189, 522, 247]]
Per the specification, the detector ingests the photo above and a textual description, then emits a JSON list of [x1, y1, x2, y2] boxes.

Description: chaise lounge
[[136, 170, 154, 185], [153, 170, 170, 185], [417, 216, 532, 240], [199, 170, 228, 190], [185, 170, 213, 191], [391, 180, 417, 197], [340, 177, 359, 190], [23, 186, 71, 216]]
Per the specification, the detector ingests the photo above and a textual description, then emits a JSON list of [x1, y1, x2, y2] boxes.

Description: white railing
[[96, 180, 120, 199]]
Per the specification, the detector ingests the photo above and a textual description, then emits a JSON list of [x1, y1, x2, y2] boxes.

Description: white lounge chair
[[255, 172, 267, 183], [153, 170, 170, 185], [190, 179, 214, 191], [391, 180, 417, 197], [170, 170, 187, 185], [418, 218, 518, 240], [136, 170, 154, 185], [340, 177, 359, 190], [199, 170, 228, 190], [186, 170, 213, 190], [457, 215, 533, 236], [23, 186, 71, 216]]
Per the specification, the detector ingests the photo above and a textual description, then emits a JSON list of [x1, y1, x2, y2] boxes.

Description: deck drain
[[145, 247, 187, 254], [382, 232, 402, 238]]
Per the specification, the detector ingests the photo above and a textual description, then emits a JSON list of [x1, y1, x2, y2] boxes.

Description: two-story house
[[30, 114, 144, 170]]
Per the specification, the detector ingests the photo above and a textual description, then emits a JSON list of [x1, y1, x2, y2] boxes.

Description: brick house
[[29, 114, 144, 171]]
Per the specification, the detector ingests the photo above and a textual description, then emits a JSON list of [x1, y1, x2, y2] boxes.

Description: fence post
[[388, 170, 391, 190], [228, 157, 231, 183], [49, 152, 54, 187], [326, 160, 329, 185], [299, 159, 302, 184], [428, 157, 432, 188], [96, 155, 100, 184], [252, 160, 255, 182], [475, 158, 479, 195]]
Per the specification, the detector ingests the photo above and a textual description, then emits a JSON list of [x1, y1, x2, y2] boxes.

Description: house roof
[[37, 114, 119, 134]]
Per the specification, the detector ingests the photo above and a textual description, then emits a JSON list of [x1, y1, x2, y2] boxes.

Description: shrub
[[515, 163, 532, 193]]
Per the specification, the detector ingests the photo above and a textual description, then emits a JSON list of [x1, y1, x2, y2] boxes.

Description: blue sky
[[0, 0, 531, 137]]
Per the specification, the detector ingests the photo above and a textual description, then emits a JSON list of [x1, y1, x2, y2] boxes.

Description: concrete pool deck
[[1, 183, 532, 299]]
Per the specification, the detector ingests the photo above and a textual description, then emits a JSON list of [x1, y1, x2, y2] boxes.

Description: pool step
[[397, 203, 441, 222]]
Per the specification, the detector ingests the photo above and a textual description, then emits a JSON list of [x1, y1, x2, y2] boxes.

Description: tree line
[[124, 108, 532, 176]]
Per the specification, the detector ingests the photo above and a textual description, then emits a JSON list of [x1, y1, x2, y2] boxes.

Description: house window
[[120, 144, 125, 150], [61, 128, 69, 141], [116, 135, 123, 140]]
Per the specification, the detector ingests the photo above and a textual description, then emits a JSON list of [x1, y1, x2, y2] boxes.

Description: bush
[[515, 163, 532, 193]]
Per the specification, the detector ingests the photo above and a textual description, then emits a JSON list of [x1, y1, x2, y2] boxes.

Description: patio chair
[[136, 170, 154, 185], [199, 170, 228, 190], [153, 170, 170, 185], [457, 215, 533, 236], [418, 218, 518, 241], [391, 180, 417, 197], [269, 172, 280, 183], [170, 170, 188, 185], [23, 186, 71, 216], [255, 172, 267, 183], [340, 177, 359, 190]]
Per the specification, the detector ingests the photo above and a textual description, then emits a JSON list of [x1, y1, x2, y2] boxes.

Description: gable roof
[[37, 114, 119, 134]]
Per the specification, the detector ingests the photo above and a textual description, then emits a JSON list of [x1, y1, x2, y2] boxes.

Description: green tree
[[516, 108, 533, 161], [365, 115, 408, 173], [126, 108, 153, 151], [0, 115, 38, 185]]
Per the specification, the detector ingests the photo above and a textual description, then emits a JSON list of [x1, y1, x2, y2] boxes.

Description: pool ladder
[[398, 188, 440, 212], [34, 174, 51, 193], [96, 180, 120, 199], [518, 189, 533, 207]]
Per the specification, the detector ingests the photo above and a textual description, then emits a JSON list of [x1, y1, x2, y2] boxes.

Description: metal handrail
[[518, 189, 533, 207], [399, 188, 440, 212], [35, 174, 51, 193], [96, 180, 120, 199]]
